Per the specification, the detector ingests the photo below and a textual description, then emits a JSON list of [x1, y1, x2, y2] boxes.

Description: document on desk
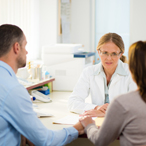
[[53, 115, 104, 127], [53, 115, 79, 125], [33, 108, 53, 118]]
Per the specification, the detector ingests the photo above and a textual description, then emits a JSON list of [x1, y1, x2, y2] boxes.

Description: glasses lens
[[100, 50, 121, 58]]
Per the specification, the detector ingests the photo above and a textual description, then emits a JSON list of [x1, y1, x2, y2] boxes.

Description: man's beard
[[17, 55, 26, 69]]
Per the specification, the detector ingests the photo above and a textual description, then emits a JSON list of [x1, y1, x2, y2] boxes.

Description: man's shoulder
[[0, 69, 22, 94]]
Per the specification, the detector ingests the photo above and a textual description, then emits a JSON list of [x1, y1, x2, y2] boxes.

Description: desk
[[34, 91, 120, 146]]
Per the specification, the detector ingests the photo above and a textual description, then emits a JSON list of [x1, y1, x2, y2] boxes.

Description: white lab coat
[[68, 60, 137, 114]]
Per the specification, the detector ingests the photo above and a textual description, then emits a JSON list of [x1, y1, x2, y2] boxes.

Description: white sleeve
[[68, 67, 97, 114]]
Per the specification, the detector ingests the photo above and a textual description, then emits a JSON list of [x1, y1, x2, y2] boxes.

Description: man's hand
[[80, 109, 105, 117], [21, 135, 35, 146], [79, 116, 95, 128], [73, 122, 84, 135]]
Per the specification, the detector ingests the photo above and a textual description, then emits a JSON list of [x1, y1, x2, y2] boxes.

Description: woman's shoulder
[[118, 60, 131, 75], [83, 63, 101, 74], [113, 90, 140, 107], [119, 60, 129, 69]]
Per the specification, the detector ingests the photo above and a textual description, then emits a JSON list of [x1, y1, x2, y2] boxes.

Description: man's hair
[[0, 24, 24, 57], [129, 41, 146, 102]]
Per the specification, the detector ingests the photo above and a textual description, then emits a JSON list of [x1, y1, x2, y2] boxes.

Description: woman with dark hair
[[79, 41, 146, 146], [68, 33, 137, 116]]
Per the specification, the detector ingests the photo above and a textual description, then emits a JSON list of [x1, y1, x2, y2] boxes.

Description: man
[[0, 24, 84, 146]]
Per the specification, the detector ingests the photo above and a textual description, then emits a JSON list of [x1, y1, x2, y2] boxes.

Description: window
[[0, 0, 40, 60], [95, 0, 130, 64]]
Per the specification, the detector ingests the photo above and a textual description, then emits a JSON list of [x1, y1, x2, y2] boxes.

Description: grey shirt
[[85, 90, 146, 146]]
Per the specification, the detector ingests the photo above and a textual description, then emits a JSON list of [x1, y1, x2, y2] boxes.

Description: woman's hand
[[80, 103, 109, 117], [95, 103, 109, 113], [80, 109, 105, 117], [79, 116, 95, 127]]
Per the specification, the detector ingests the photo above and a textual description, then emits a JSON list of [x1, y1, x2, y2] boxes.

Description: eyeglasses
[[99, 49, 122, 58]]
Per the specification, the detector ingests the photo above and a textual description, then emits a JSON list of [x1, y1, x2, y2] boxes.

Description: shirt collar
[[94, 60, 128, 76], [0, 61, 16, 77]]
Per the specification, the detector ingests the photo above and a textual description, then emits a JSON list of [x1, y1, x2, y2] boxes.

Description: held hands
[[73, 117, 95, 135], [73, 122, 84, 135], [79, 116, 95, 128]]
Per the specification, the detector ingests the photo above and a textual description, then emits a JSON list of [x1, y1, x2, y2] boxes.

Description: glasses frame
[[99, 49, 122, 58]]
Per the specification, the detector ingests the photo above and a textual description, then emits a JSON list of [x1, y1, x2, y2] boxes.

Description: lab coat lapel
[[95, 74, 105, 102], [110, 60, 127, 87], [110, 74, 121, 87]]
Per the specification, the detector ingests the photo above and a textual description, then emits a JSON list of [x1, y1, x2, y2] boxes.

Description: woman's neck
[[104, 67, 116, 76], [103, 67, 117, 85]]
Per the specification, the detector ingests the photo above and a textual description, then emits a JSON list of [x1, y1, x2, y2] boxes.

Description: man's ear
[[13, 42, 20, 55]]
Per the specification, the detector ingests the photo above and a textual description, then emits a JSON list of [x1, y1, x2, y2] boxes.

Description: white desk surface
[[36, 91, 77, 130], [34, 91, 120, 146]]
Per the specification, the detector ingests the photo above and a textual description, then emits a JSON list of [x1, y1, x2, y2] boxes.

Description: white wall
[[39, 0, 95, 57], [70, 0, 95, 52], [95, 0, 130, 63], [0, 0, 40, 60], [39, 0, 58, 59], [39, 0, 146, 58], [0, 0, 94, 59], [130, 0, 146, 45], [29, 0, 40, 60]]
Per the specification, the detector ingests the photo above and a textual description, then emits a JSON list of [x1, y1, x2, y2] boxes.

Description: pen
[[32, 97, 36, 101], [30, 95, 36, 101]]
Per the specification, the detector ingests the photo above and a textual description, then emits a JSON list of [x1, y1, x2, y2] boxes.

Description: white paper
[[53, 115, 96, 125], [33, 108, 53, 117], [53, 115, 79, 125]]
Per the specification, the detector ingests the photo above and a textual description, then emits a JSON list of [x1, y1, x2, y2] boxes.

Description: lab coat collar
[[116, 60, 128, 76], [93, 62, 102, 75], [94, 60, 128, 76]]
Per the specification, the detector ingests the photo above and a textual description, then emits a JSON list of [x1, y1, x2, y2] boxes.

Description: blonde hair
[[97, 33, 127, 63]]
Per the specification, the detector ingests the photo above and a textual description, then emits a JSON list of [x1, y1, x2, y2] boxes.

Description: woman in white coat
[[79, 41, 146, 146], [68, 33, 137, 116]]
